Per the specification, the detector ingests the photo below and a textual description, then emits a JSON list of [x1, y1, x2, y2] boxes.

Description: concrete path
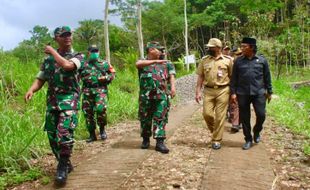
[[46, 102, 200, 190], [200, 114, 275, 190]]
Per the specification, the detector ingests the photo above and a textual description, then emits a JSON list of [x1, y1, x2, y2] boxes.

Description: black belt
[[205, 85, 228, 89]]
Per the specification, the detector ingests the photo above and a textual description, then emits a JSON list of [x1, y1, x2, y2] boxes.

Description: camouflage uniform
[[164, 63, 175, 124], [138, 61, 176, 139], [80, 58, 115, 134], [36, 51, 83, 160]]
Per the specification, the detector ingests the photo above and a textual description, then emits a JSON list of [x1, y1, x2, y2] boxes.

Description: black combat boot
[[86, 130, 97, 143], [55, 156, 69, 184], [99, 127, 107, 140], [155, 138, 169, 154], [141, 137, 150, 149]]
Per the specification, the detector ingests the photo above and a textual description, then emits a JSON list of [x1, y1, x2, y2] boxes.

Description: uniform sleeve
[[196, 61, 204, 76], [104, 62, 116, 83], [36, 59, 48, 81], [263, 58, 273, 94], [70, 53, 84, 70], [167, 62, 176, 76]]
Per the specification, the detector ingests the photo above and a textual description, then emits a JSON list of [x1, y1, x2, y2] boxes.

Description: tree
[[104, 0, 111, 63], [136, 0, 144, 59], [184, 0, 189, 71]]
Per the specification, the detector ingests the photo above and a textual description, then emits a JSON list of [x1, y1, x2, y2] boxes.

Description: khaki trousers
[[202, 86, 230, 142]]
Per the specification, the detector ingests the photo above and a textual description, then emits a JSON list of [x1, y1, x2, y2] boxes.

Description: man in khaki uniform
[[195, 38, 233, 150]]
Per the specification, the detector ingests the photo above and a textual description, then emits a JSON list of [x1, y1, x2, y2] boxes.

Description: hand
[[157, 60, 167, 64], [24, 90, 33, 102], [265, 93, 272, 103], [170, 86, 176, 98], [44, 45, 56, 55], [98, 76, 106, 82], [195, 93, 202, 104], [230, 94, 237, 104]]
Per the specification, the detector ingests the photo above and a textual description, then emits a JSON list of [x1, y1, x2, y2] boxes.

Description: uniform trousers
[[203, 86, 230, 142]]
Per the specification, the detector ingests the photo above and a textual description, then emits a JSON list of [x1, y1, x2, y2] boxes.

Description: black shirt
[[230, 55, 272, 95]]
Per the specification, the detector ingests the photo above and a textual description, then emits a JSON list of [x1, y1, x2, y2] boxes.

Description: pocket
[[140, 73, 156, 90]]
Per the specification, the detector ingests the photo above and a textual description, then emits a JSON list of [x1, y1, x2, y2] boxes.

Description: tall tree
[[104, 0, 111, 63], [136, 0, 144, 59], [184, 0, 189, 71]]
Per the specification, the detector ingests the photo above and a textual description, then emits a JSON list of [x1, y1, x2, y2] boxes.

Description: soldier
[[230, 37, 272, 150], [136, 41, 176, 154], [195, 38, 233, 150], [24, 26, 84, 184], [80, 45, 115, 143], [222, 45, 231, 56]]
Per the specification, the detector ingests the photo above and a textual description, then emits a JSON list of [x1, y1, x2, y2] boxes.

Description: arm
[[230, 59, 238, 103], [24, 79, 45, 102], [45, 46, 78, 71], [263, 59, 273, 103], [99, 64, 116, 83], [169, 74, 176, 98], [135, 59, 167, 69], [195, 75, 204, 104]]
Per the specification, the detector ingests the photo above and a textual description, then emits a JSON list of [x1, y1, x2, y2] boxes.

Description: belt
[[205, 85, 228, 89]]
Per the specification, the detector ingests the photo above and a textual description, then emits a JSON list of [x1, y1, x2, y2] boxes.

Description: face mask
[[207, 49, 216, 57], [89, 52, 99, 61]]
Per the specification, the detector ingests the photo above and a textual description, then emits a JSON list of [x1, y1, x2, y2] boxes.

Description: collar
[[241, 54, 259, 60]]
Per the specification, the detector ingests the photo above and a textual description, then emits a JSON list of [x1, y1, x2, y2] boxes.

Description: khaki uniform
[[197, 55, 233, 142]]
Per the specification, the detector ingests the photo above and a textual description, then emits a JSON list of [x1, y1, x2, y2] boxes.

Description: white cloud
[[0, 0, 121, 51]]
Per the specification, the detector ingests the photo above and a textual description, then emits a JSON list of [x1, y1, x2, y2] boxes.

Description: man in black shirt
[[230, 37, 272, 150]]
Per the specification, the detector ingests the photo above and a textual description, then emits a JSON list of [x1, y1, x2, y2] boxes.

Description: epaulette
[[201, 55, 210, 60], [223, 55, 233, 60]]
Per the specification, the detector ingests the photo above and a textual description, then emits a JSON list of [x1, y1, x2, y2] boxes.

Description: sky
[[0, 0, 121, 51]]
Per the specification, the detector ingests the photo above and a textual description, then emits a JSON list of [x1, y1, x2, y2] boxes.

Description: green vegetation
[[0, 51, 140, 189], [267, 68, 310, 155], [0, 0, 309, 188]]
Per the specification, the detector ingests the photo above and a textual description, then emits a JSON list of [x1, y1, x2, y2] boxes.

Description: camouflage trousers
[[44, 110, 78, 160], [139, 98, 169, 139], [82, 88, 108, 132]]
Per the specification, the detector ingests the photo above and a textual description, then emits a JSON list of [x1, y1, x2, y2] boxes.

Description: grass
[[267, 67, 310, 155], [0, 52, 140, 189]]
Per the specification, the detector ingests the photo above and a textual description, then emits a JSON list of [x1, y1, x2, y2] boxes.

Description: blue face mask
[[89, 52, 99, 61]]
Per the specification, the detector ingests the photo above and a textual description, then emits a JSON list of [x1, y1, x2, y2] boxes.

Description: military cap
[[205, 38, 222, 48], [88, 44, 99, 52], [145, 41, 164, 51], [54, 26, 72, 37], [241, 37, 256, 45], [232, 47, 242, 55]]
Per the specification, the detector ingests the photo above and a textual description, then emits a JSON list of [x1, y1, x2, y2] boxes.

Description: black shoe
[[254, 133, 261, 143], [211, 142, 221, 150], [155, 138, 169, 154], [242, 141, 253, 150], [141, 137, 150, 149], [86, 131, 97, 143], [231, 125, 239, 133], [100, 129, 107, 140], [55, 157, 69, 184]]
